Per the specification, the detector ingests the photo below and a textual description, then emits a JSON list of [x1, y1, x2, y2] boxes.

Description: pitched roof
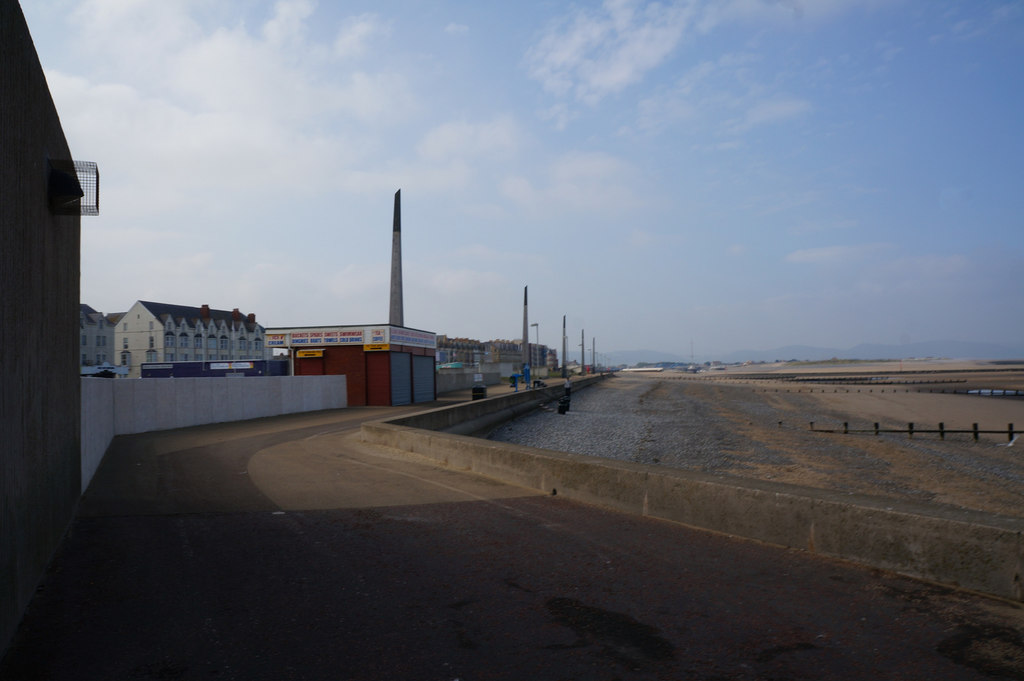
[[136, 301, 262, 332]]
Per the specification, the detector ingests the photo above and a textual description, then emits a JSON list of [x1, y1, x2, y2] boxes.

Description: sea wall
[[361, 380, 1024, 602]]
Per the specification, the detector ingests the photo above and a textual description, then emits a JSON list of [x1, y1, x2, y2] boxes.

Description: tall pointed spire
[[389, 189, 403, 327]]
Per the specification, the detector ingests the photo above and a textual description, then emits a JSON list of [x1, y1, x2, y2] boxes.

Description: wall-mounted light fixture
[[48, 159, 99, 216]]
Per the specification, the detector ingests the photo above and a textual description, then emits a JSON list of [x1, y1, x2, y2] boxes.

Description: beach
[[489, 362, 1024, 517]]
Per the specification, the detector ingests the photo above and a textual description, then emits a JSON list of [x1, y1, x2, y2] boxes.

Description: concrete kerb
[[361, 375, 1024, 602]]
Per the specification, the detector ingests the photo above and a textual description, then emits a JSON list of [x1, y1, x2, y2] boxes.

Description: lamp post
[[530, 323, 538, 368], [561, 315, 567, 378]]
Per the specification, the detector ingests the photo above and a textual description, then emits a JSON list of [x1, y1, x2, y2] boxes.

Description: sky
[[21, 0, 1024, 360]]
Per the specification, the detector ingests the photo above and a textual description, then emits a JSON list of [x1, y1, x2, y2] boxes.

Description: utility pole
[[592, 337, 596, 373], [522, 286, 528, 373], [561, 315, 567, 378], [580, 329, 585, 374]]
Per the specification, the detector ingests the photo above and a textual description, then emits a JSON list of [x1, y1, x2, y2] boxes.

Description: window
[[81, 334, 88, 346], [123, 337, 128, 349], [121, 351, 130, 366], [194, 336, 203, 348], [166, 352, 175, 361], [97, 336, 106, 347], [180, 335, 189, 348], [149, 321, 153, 331], [182, 353, 189, 361], [81, 353, 88, 364], [97, 353, 107, 363], [146, 350, 157, 362], [207, 337, 216, 349], [165, 334, 175, 348], [220, 337, 228, 350], [254, 338, 262, 351], [196, 352, 203, 361], [239, 339, 248, 351], [148, 336, 155, 349]]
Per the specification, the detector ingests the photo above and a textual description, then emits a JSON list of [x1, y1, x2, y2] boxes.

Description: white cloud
[[729, 97, 812, 132], [444, 23, 469, 35], [501, 150, 644, 219], [785, 243, 887, 264], [694, 0, 885, 33], [416, 116, 523, 162], [263, 0, 315, 47], [334, 13, 389, 59], [525, 0, 696, 105]]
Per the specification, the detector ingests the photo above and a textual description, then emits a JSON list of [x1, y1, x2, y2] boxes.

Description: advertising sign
[[390, 327, 436, 348]]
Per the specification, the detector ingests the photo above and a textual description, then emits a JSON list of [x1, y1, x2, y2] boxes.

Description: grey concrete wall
[[1, 0, 83, 654], [389, 375, 602, 436], [362, 380, 1024, 602], [436, 370, 501, 393], [81, 375, 348, 492]]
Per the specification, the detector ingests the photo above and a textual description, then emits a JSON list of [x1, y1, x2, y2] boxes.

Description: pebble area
[[488, 376, 782, 471], [487, 375, 1024, 516]]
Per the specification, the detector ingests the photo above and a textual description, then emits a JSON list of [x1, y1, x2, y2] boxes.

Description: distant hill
[[605, 349, 691, 366], [608, 341, 1024, 366]]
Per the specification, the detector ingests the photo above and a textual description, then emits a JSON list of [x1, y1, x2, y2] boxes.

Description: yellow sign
[[296, 349, 324, 358], [364, 344, 390, 351]]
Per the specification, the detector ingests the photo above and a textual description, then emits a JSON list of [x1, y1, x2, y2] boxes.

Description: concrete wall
[[436, 370, 501, 394], [389, 375, 601, 436], [362, 378, 1024, 602], [1, 0, 83, 654], [81, 375, 347, 492]]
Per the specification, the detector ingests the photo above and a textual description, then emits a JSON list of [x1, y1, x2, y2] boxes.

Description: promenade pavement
[[2, 389, 1023, 680]]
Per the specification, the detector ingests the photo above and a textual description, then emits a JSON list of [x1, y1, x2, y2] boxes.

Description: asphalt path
[[3, 399, 1023, 680]]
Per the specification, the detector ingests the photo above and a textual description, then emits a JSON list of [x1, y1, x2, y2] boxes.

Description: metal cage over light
[[48, 159, 99, 216]]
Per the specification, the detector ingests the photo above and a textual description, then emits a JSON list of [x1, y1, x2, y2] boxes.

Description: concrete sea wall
[[81, 375, 347, 493], [362, 377, 1024, 602]]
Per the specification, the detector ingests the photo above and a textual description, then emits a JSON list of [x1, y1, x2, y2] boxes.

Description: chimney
[[231, 308, 242, 322], [201, 304, 210, 319], [247, 313, 256, 324], [389, 189, 404, 327]]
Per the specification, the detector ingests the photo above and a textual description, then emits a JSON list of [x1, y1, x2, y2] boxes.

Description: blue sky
[[22, 0, 1024, 359]]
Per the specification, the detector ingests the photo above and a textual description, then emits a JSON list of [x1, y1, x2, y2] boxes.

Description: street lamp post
[[530, 322, 539, 368]]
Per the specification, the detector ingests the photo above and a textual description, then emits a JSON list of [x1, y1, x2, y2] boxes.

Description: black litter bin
[[472, 384, 487, 400], [557, 396, 570, 414]]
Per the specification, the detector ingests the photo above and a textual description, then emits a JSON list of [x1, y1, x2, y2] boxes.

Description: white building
[[79, 304, 114, 370], [112, 301, 268, 378]]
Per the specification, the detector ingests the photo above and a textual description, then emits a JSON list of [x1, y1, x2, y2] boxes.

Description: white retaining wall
[[81, 376, 347, 492]]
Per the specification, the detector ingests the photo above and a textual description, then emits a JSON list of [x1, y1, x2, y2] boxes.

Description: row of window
[[81, 353, 108, 364], [161, 335, 263, 350], [81, 335, 108, 346]]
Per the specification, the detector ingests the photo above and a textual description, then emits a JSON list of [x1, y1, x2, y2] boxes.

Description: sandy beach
[[492, 360, 1024, 518]]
